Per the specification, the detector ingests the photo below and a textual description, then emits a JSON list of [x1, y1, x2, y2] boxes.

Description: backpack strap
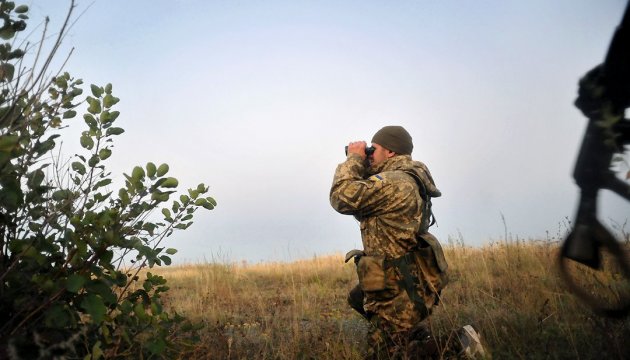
[[385, 253, 429, 318], [402, 170, 438, 229]]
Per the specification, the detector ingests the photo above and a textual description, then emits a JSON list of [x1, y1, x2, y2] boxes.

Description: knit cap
[[371, 126, 413, 155]]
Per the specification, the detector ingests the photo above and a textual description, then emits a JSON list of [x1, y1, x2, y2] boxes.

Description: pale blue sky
[[25, 0, 629, 263]]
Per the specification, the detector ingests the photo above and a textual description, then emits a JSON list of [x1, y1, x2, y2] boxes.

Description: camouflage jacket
[[330, 154, 441, 258]]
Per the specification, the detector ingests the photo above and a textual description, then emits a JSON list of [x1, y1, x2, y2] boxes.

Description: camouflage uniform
[[330, 153, 447, 359]]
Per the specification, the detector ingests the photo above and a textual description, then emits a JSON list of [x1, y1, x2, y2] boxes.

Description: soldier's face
[[369, 143, 395, 166]]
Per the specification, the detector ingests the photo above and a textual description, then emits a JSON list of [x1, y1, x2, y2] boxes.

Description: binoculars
[[344, 145, 375, 156]]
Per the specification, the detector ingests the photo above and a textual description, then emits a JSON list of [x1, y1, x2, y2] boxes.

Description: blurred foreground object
[[561, 0, 630, 318]]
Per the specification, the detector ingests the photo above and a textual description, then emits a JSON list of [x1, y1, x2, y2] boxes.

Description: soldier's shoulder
[[378, 170, 415, 182], [367, 170, 413, 186]]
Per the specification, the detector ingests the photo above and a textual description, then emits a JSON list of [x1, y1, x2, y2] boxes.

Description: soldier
[[330, 126, 482, 359]]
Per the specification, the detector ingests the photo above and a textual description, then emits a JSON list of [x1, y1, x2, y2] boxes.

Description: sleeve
[[329, 154, 392, 216]]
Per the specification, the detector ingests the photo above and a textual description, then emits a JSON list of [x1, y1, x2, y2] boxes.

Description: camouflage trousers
[[347, 242, 450, 359], [348, 261, 441, 359]]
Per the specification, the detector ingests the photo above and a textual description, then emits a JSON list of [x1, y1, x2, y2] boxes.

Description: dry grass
[[149, 241, 630, 359]]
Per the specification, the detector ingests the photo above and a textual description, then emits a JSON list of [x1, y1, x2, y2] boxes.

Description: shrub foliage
[[0, 2, 216, 358]]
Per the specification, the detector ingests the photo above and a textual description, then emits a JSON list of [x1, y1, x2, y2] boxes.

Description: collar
[[367, 155, 413, 175]]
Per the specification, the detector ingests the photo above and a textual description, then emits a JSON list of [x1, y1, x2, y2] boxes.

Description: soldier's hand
[[347, 141, 367, 160]]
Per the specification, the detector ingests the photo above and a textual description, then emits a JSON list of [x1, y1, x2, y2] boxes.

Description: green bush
[[0, 2, 216, 358]]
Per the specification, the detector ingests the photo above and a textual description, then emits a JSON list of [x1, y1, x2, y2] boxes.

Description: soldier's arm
[[329, 154, 391, 216]]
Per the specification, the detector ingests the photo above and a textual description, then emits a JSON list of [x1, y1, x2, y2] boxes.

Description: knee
[[347, 285, 368, 317]]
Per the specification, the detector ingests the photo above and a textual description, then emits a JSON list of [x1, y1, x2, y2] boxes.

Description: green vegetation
[[0, 2, 215, 358], [1, 2, 628, 359]]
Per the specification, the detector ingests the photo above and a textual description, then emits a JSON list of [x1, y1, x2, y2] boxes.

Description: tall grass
[[149, 240, 630, 359]]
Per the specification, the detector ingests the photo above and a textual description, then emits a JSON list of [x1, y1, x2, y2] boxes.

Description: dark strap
[[386, 252, 429, 318], [402, 170, 438, 229], [426, 199, 437, 228]]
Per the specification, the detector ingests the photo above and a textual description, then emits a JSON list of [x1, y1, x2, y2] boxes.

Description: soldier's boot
[[407, 322, 439, 359], [407, 337, 439, 359], [456, 325, 485, 359]]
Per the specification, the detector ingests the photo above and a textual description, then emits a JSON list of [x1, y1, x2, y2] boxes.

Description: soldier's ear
[[387, 150, 396, 158]]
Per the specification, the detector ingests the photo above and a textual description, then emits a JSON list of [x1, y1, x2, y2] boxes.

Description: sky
[[22, 0, 630, 264]]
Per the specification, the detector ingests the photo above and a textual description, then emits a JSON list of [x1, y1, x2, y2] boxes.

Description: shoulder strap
[[402, 170, 438, 229], [385, 253, 429, 318]]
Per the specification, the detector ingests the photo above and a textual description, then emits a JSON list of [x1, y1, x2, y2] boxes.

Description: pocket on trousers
[[357, 256, 387, 292]]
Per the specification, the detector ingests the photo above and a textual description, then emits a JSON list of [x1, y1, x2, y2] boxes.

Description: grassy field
[[148, 239, 630, 359]]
